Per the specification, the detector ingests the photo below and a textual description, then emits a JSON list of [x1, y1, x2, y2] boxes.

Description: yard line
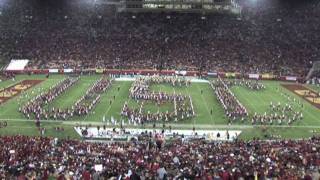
[[0, 126, 36, 129], [182, 85, 196, 126], [264, 87, 310, 127], [102, 81, 126, 119], [0, 79, 23, 89], [159, 84, 163, 113], [280, 85, 320, 126], [50, 80, 94, 109], [232, 83, 314, 127], [82, 80, 120, 121], [2, 118, 320, 129], [0, 79, 54, 116], [194, 83, 215, 125]]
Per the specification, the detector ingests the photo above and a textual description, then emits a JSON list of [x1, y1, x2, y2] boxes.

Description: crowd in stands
[[0, 72, 15, 81], [213, 78, 248, 123], [2, 1, 320, 179], [0, 0, 319, 76], [0, 135, 320, 179], [308, 77, 320, 85], [19, 76, 112, 121]]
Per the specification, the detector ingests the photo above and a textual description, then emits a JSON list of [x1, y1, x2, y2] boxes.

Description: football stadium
[[0, 0, 320, 179]]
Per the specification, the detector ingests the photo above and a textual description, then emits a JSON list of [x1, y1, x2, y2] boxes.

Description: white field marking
[[194, 83, 215, 125], [173, 86, 177, 116], [264, 87, 310, 127], [0, 79, 23, 89], [280, 85, 320, 126], [2, 118, 320, 129], [0, 79, 57, 116], [0, 126, 36, 129], [102, 82, 125, 118], [115, 77, 209, 83], [289, 94, 320, 126], [231, 84, 314, 127], [49, 78, 97, 120], [4, 78, 320, 127], [181, 85, 195, 122], [51, 81, 94, 108]]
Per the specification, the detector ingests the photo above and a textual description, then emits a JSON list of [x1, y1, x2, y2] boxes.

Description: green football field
[[0, 74, 320, 140]]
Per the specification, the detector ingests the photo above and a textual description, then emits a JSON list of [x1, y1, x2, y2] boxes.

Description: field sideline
[[0, 74, 319, 140]]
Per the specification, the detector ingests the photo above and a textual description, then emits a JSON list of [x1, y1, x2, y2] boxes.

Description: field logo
[[282, 84, 320, 107], [306, 97, 320, 104], [14, 84, 32, 90], [0, 80, 43, 104], [0, 90, 18, 97]]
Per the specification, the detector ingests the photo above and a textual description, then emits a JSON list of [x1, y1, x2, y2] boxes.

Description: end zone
[[282, 84, 320, 109], [0, 80, 43, 104]]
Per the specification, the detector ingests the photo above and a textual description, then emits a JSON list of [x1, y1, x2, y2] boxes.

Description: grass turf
[[0, 75, 320, 140], [231, 81, 320, 126]]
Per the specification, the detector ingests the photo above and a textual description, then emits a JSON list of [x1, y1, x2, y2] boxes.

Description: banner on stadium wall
[[207, 72, 218, 77], [225, 73, 236, 78], [285, 76, 297, 81], [96, 69, 104, 74], [64, 69, 73, 73], [261, 73, 275, 79], [249, 74, 260, 79], [49, 69, 59, 73], [175, 71, 187, 76]]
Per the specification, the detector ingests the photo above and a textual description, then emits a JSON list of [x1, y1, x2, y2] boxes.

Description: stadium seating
[[1, 0, 320, 179], [0, 0, 319, 76], [0, 135, 319, 179]]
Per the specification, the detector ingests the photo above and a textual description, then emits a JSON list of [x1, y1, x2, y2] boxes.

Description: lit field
[[0, 75, 320, 140]]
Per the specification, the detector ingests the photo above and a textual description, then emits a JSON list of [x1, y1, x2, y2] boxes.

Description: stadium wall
[[4, 69, 303, 82]]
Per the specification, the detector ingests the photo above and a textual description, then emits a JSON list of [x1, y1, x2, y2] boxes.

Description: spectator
[[0, 0, 318, 77], [0, 135, 320, 179]]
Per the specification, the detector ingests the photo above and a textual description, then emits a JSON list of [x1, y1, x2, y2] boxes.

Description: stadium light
[[0, 0, 6, 5]]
